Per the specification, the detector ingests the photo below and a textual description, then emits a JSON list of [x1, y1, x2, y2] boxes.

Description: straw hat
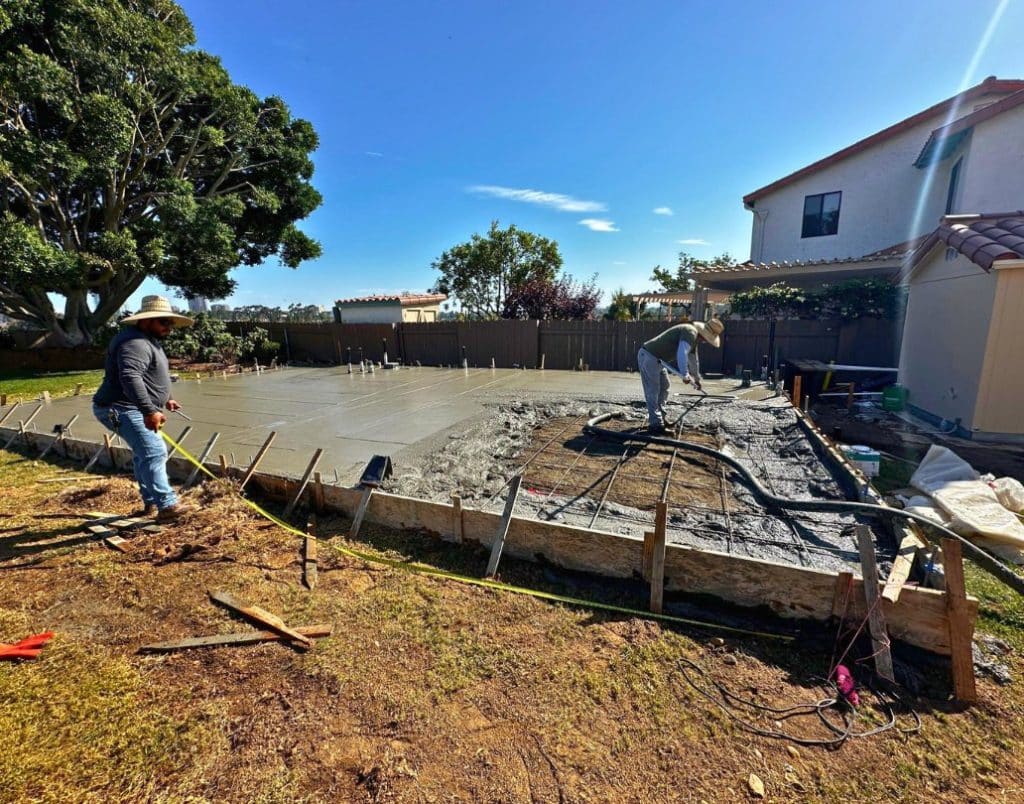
[[693, 318, 724, 348], [121, 295, 193, 328]]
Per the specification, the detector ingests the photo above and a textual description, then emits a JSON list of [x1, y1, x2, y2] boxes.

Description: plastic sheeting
[[911, 445, 1024, 565]]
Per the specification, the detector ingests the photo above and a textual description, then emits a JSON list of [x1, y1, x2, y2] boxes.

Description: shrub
[[728, 279, 903, 321], [238, 327, 280, 364], [164, 313, 240, 363]]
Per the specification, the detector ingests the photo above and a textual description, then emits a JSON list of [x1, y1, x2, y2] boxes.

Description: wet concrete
[[0, 366, 763, 484]]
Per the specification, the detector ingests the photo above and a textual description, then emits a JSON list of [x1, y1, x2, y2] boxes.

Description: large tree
[[0, 0, 322, 345], [431, 221, 562, 319], [501, 274, 600, 320], [650, 251, 735, 293]]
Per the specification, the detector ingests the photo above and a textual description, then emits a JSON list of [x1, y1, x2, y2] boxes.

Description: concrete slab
[[0, 367, 761, 482]]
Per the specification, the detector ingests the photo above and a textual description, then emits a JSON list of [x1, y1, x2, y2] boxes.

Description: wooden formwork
[[1, 413, 979, 697]]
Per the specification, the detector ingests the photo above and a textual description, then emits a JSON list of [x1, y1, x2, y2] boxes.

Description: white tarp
[[910, 445, 1024, 564]]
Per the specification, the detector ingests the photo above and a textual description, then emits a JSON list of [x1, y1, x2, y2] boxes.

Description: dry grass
[[2, 444, 1024, 802]]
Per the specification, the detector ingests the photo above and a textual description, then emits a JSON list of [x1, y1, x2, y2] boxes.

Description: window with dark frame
[[801, 191, 842, 238], [945, 158, 962, 215]]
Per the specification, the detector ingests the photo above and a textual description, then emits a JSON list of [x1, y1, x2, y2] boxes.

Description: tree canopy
[[0, 0, 322, 345], [651, 251, 735, 293], [502, 274, 600, 321], [430, 221, 562, 319]]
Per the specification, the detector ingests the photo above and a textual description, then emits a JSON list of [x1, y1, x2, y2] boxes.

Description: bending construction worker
[[92, 295, 194, 522], [637, 319, 724, 434]]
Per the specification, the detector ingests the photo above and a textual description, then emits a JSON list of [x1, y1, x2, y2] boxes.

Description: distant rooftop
[[335, 293, 448, 306]]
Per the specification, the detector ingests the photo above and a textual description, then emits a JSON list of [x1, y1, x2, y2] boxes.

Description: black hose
[[585, 412, 1024, 596]]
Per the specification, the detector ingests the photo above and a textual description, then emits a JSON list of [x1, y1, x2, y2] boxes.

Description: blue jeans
[[637, 348, 670, 428], [92, 403, 178, 510]]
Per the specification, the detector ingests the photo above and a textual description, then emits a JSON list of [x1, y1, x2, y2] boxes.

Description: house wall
[[747, 91, 1020, 266], [337, 304, 403, 324], [401, 306, 439, 323], [973, 263, 1024, 436], [957, 103, 1024, 212], [898, 250, 997, 428]]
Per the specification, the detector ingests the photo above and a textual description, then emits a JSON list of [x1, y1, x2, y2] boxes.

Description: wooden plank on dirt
[[138, 624, 333, 654], [882, 529, 928, 604], [856, 525, 895, 683], [284, 448, 324, 518], [104, 535, 131, 553], [485, 474, 522, 578], [942, 538, 977, 703], [238, 432, 276, 490], [649, 501, 668, 614], [831, 571, 854, 619], [303, 535, 318, 590], [208, 590, 313, 649]]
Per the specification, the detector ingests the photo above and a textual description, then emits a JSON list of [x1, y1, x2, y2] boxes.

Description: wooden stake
[[846, 382, 856, 411], [831, 571, 854, 619], [450, 493, 463, 543], [139, 624, 332, 654], [41, 390, 51, 404], [642, 530, 654, 582], [283, 448, 324, 518], [238, 431, 277, 491], [37, 414, 79, 460], [485, 475, 522, 578], [163, 425, 192, 464], [942, 539, 977, 703], [792, 374, 802, 410], [348, 485, 374, 539], [208, 590, 312, 649], [303, 535, 318, 590], [855, 525, 895, 683], [3, 404, 42, 449], [219, 454, 229, 478], [104, 433, 116, 468], [650, 501, 667, 614], [313, 471, 325, 514], [184, 432, 220, 488], [0, 400, 19, 426], [74, 383, 83, 396]]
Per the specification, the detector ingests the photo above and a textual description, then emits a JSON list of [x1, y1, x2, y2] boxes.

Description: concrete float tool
[[584, 411, 1024, 597]]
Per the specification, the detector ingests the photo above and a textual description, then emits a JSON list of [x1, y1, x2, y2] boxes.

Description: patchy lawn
[[1, 446, 1024, 802], [0, 369, 106, 402]]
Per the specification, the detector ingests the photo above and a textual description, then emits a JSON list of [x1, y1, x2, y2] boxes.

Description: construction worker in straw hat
[[637, 318, 724, 435], [92, 295, 194, 522]]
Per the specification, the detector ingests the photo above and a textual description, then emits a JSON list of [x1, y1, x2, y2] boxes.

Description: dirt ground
[[3, 447, 1024, 802]]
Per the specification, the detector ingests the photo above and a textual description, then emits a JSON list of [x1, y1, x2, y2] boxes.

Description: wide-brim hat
[[693, 318, 724, 348], [121, 295, 193, 328]]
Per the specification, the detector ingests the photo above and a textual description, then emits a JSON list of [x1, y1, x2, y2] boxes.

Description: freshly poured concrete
[[2, 366, 752, 483]]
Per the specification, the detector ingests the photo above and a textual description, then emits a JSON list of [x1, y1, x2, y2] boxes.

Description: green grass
[[0, 369, 105, 402]]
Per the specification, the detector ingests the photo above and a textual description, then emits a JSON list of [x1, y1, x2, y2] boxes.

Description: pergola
[[629, 289, 732, 321]]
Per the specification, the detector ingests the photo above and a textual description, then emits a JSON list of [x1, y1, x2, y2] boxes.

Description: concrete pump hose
[[584, 412, 1024, 596]]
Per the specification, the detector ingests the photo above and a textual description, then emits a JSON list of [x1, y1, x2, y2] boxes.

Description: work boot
[[138, 504, 157, 518], [156, 503, 195, 524], [648, 423, 667, 436]]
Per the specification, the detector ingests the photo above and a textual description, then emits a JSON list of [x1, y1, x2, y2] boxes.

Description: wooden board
[[303, 536, 318, 590], [649, 501, 667, 614], [139, 624, 333, 654], [485, 475, 522, 578], [856, 525, 895, 683], [208, 590, 312, 649], [942, 539, 978, 703], [882, 530, 928, 603]]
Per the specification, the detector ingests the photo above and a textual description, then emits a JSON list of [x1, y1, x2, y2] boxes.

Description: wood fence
[[219, 317, 902, 374]]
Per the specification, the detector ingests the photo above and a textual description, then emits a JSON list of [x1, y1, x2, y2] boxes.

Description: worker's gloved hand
[[694, 379, 703, 392], [166, 399, 181, 412], [144, 411, 166, 432]]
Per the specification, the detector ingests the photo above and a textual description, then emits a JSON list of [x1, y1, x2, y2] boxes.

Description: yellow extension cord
[[159, 429, 792, 641]]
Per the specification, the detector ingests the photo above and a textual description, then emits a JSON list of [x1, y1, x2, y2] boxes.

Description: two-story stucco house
[[694, 76, 1024, 292]]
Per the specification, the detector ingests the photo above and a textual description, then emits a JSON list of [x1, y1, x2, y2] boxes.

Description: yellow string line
[[159, 430, 792, 641]]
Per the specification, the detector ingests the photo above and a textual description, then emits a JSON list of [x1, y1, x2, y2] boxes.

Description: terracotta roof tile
[[335, 293, 448, 306], [908, 214, 1024, 273]]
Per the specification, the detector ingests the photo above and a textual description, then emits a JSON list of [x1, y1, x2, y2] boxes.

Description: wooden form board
[[13, 426, 977, 658]]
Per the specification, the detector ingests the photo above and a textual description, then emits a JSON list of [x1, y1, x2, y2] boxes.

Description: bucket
[[882, 384, 908, 412]]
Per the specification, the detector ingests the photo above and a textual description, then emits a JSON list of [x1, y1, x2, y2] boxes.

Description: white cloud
[[579, 218, 619, 232], [364, 151, 384, 157], [653, 206, 674, 216], [468, 185, 606, 213], [677, 238, 709, 245], [612, 260, 628, 265]]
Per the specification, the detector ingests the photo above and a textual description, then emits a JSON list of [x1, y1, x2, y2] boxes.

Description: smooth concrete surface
[[0, 367, 760, 483]]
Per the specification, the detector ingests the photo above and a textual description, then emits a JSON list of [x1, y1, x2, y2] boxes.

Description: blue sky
[[131, 0, 1024, 310]]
